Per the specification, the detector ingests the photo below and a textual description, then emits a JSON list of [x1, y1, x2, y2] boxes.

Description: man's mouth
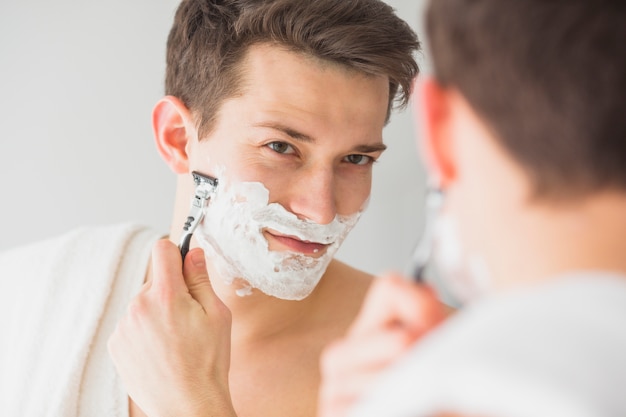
[[264, 230, 329, 256]]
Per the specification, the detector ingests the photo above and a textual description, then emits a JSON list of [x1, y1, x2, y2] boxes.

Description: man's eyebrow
[[253, 122, 314, 142], [253, 121, 386, 153], [353, 143, 387, 153]]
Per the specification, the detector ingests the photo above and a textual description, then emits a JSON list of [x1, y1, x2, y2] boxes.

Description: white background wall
[[0, 0, 429, 275]]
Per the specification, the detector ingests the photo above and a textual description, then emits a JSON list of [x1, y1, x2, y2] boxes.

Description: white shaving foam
[[431, 214, 492, 305], [194, 178, 361, 300]]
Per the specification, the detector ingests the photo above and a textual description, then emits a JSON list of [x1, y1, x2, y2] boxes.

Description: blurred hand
[[318, 273, 447, 417], [108, 239, 237, 417]]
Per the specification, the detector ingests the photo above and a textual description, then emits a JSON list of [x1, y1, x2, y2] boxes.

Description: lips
[[265, 230, 329, 256]]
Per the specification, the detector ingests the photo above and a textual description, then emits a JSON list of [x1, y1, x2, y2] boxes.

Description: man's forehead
[[238, 42, 390, 96]]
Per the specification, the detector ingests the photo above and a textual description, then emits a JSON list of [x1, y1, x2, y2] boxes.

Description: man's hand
[[108, 239, 237, 417], [317, 274, 447, 417]]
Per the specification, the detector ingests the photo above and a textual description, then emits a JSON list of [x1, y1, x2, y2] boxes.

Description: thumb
[[182, 247, 221, 311]]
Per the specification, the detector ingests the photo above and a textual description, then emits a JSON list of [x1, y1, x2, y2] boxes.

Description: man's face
[[186, 43, 389, 298], [415, 80, 533, 303]]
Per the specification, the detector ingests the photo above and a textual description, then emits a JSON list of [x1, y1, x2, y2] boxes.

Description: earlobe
[[152, 96, 194, 174], [417, 78, 458, 188]]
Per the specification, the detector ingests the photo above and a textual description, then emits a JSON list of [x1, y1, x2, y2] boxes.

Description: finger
[[183, 247, 222, 313], [150, 239, 186, 294], [321, 330, 414, 378], [348, 273, 444, 338], [318, 330, 421, 417], [319, 336, 404, 417], [318, 366, 384, 417]]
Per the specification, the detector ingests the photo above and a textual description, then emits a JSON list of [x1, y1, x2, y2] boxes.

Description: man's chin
[[231, 277, 255, 297]]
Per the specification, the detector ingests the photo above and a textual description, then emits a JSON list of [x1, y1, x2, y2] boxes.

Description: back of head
[[166, 0, 420, 138], [426, 0, 626, 199]]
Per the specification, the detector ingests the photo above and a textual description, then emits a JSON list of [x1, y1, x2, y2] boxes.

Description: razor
[[178, 171, 219, 261], [410, 187, 444, 282]]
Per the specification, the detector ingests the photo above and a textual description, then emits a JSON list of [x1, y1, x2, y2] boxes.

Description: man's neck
[[489, 190, 626, 291], [205, 263, 326, 346]]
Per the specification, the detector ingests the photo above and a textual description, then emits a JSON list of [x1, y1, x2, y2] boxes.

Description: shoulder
[[1, 222, 158, 256], [351, 275, 626, 417], [423, 274, 626, 379], [0, 222, 162, 283]]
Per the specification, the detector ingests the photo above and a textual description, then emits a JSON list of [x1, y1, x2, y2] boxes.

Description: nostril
[[290, 203, 337, 226], [286, 170, 338, 224]]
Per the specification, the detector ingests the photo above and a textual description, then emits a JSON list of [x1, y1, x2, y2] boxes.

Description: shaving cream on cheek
[[194, 179, 361, 300], [430, 214, 492, 306]]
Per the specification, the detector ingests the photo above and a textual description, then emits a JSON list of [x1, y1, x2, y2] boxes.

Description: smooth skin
[[108, 42, 390, 417]]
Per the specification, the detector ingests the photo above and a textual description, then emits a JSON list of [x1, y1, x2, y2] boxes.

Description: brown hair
[[166, 0, 420, 138], [426, 0, 626, 198]]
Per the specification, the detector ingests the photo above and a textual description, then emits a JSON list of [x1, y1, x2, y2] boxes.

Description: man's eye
[[345, 154, 373, 165], [267, 141, 294, 154]]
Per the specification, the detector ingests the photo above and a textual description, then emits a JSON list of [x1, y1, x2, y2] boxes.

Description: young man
[[0, 1, 419, 417], [319, 0, 626, 416]]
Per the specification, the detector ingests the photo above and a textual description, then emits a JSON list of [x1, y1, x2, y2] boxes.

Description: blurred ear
[[152, 96, 195, 174], [415, 77, 458, 188]]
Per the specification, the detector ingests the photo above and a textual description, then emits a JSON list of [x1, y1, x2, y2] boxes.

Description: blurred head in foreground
[[417, 0, 626, 302]]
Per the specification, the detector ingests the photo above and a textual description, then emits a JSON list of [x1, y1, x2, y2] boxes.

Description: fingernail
[[190, 250, 206, 267]]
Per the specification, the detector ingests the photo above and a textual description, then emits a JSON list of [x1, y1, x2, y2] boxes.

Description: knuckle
[[154, 284, 177, 305], [126, 294, 160, 325], [128, 295, 147, 317]]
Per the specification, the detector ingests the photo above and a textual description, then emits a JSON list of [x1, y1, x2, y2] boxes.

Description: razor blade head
[[192, 171, 218, 188]]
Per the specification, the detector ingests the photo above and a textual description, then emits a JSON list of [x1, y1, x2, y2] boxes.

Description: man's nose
[[286, 167, 337, 225]]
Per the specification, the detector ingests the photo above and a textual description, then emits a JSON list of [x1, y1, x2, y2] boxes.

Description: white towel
[[0, 223, 162, 417], [349, 273, 626, 417]]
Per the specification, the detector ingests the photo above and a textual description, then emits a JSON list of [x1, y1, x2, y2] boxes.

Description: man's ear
[[152, 96, 195, 174], [415, 77, 457, 188]]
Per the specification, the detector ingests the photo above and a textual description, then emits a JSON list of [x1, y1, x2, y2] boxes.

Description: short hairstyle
[[426, 0, 626, 198], [166, 0, 420, 138]]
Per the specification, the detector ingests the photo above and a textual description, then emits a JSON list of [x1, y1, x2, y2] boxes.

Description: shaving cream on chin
[[194, 180, 361, 300]]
